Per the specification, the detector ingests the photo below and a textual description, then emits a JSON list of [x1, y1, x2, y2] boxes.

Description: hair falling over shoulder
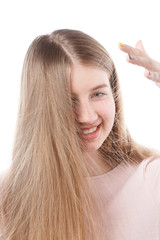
[[0, 29, 154, 240]]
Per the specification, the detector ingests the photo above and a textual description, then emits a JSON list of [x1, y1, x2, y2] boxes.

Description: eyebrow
[[90, 84, 109, 91]]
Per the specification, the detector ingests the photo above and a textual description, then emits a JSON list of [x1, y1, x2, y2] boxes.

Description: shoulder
[[141, 156, 160, 207], [142, 156, 160, 177]]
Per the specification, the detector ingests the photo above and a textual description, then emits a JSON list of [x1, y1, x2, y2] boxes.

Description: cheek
[[98, 99, 115, 122]]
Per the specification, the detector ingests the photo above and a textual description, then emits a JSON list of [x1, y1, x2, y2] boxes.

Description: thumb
[[135, 40, 148, 56]]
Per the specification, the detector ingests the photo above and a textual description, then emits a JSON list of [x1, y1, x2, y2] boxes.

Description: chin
[[82, 140, 105, 153]]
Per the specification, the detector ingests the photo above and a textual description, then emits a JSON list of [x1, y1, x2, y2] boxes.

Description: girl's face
[[71, 64, 115, 153]]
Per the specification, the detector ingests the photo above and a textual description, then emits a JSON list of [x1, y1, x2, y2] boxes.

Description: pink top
[[87, 157, 160, 240]]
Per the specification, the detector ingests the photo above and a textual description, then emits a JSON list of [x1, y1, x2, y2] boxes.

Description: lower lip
[[80, 124, 101, 141]]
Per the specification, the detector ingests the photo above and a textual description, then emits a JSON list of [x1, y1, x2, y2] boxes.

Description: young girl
[[0, 29, 160, 240]]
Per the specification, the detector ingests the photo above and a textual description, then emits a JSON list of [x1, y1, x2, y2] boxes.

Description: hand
[[118, 41, 160, 87]]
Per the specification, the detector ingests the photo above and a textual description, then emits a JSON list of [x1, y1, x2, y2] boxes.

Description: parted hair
[[0, 29, 153, 240]]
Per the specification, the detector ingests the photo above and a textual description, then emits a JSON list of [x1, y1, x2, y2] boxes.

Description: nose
[[76, 101, 98, 124]]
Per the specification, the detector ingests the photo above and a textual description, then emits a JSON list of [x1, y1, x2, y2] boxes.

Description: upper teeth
[[82, 127, 97, 134]]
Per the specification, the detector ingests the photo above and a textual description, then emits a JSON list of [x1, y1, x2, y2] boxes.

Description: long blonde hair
[[0, 29, 153, 240]]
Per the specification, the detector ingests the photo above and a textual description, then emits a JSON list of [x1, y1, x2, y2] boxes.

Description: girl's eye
[[92, 92, 106, 98]]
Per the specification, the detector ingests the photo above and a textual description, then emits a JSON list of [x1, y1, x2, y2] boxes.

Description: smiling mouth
[[82, 126, 97, 135], [78, 124, 101, 141]]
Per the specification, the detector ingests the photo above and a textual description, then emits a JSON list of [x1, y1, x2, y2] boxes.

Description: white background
[[0, 0, 160, 172]]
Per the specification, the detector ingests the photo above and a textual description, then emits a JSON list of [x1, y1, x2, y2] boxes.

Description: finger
[[144, 70, 160, 85], [119, 42, 145, 57], [126, 55, 149, 68], [126, 55, 160, 72], [135, 40, 148, 56]]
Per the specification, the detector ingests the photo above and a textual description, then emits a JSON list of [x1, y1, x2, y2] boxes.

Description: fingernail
[[119, 42, 124, 47], [128, 54, 134, 60], [148, 71, 153, 77]]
